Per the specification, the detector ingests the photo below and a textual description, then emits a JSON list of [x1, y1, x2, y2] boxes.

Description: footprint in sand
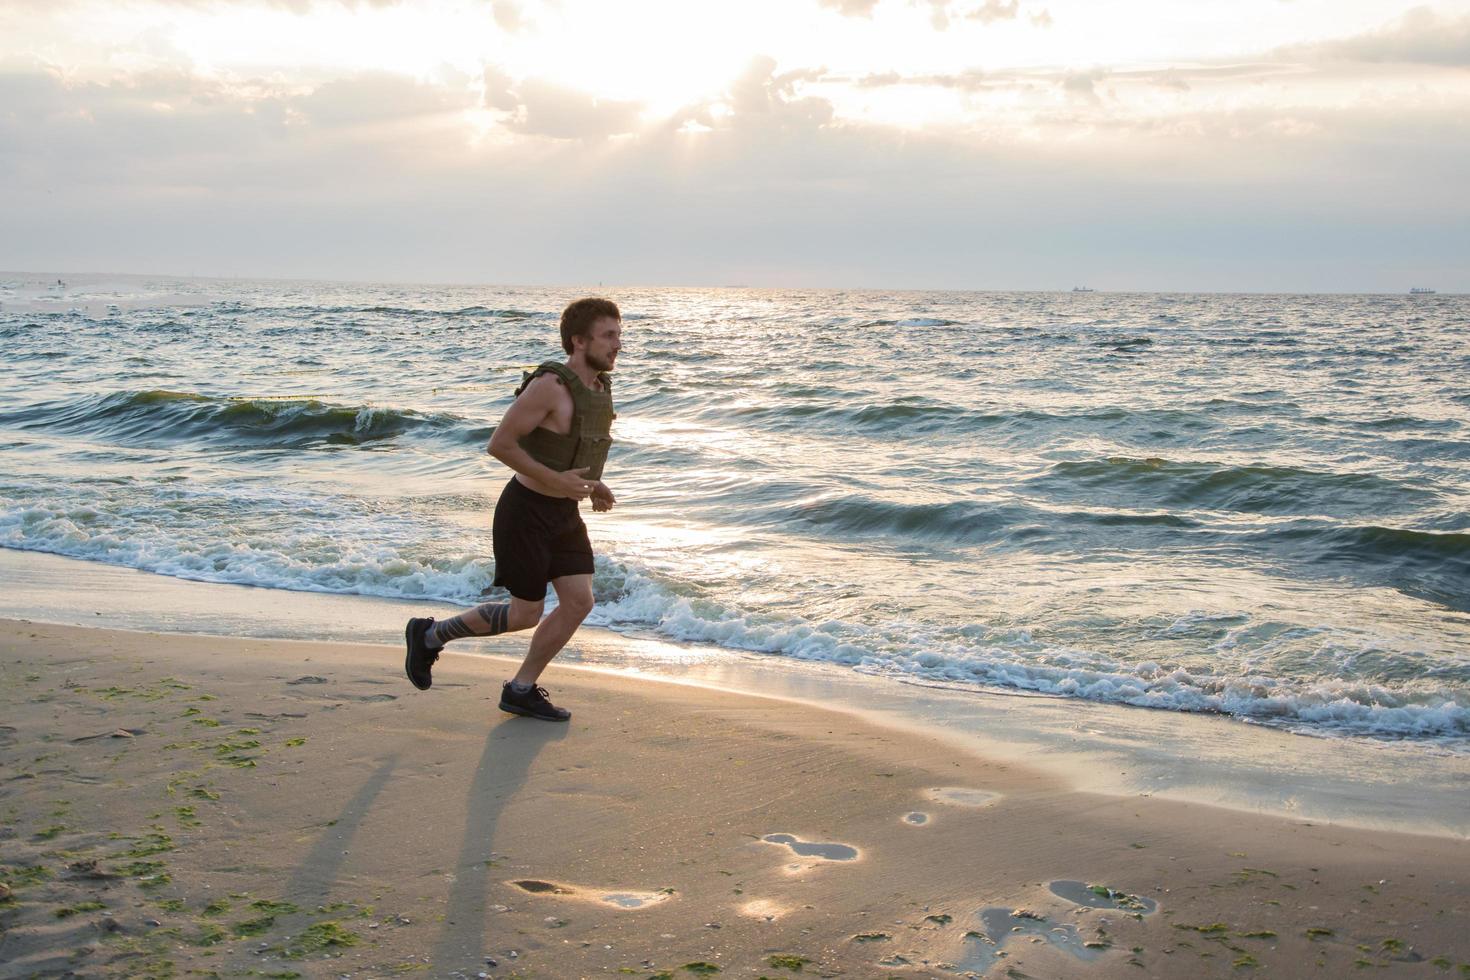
[[924, 787, 1000, 808], [738, 898, 788, 921], [950, 907, 1104, 975], [1049, 879, 1158, 914], [760, 833, 860, 866], [507, 879, 672, 910]]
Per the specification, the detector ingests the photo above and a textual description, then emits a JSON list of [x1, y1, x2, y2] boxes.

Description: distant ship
[[1071, 286, 1094, 292], [1409, 287, 1436, 294]]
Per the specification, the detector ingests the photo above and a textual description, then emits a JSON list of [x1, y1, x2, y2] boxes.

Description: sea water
[[2, 273, 1466, 747]]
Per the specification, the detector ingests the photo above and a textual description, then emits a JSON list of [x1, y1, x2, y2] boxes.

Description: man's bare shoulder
[[520, 370, 571, 402]]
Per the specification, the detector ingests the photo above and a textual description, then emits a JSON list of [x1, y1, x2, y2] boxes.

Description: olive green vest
[[514, 361, 616, 481]]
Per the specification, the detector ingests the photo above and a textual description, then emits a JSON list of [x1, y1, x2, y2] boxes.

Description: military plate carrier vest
[[513, 361, 616, 481]]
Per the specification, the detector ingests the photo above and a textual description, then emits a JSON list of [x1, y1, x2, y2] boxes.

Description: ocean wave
[[588, 562, 1470, 743], [224, 303, 554, 321], [1031, 456, 1438, 517], [772, 493, 1197, 546], [2, 495, 1465, 744], [0, 495, 497, 602], [1260, 523, 1470, 610], [0, 389, 487, 450]]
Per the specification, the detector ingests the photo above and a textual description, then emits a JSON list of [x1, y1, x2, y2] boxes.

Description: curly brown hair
[[560, 297, 621, 355]]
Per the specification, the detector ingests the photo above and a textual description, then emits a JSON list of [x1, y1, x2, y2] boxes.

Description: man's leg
[[404, 595, 543, 691], [510, 574, 594, 686], [424, 596, 544, 650]]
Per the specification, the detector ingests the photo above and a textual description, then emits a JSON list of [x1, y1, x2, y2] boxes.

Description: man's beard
[[587, 351, 615, 372]]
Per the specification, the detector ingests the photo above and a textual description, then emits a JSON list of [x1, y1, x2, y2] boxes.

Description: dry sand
[[1, 619, 1466, 979]]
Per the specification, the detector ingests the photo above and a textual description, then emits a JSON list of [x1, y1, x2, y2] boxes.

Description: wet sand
[[1, 620, 1466, 978]]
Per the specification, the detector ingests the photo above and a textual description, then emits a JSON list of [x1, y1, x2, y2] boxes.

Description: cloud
[[855, 68, 994, 91], [1279, 6, 1470, 66], [296, 70, 468, 127], [509, 78, 642, 139], [817, 0, 879, 15], [1, 41, 1467, 292], [720, 56, 834, 130], [819, 0, 1037, 30], [490, 0, 525, 33], [1061, 68, 1105, 104], [967, 0, 1019, 24]]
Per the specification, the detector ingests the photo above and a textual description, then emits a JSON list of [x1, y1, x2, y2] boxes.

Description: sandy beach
[[2, 618, 1466, 979]]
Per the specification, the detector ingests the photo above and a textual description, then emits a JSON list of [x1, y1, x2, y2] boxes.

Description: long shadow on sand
[[432, 718, 567, 971], [286, 754, 401, 904]]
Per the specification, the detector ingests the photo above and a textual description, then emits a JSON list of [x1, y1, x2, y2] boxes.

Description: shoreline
[[2, 619, 1467, 978], [2, 548, 1468, 841]]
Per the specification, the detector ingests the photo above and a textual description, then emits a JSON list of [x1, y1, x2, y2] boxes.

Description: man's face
[[580, 316, 622, 373]]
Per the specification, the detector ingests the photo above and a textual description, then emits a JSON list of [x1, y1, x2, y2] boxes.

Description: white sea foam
[[3, 495, 1467, 744]]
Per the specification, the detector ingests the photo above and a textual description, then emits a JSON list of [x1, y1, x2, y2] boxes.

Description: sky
[[1, 0, 1467, 292]]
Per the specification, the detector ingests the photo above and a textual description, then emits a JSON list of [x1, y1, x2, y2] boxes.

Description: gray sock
[[510, 679, 533, 693], [426, 603, 511, 649]]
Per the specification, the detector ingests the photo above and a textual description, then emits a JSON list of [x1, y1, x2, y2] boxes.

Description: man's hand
[[551, 467, 596, 501], [590, 481, 616, 512]]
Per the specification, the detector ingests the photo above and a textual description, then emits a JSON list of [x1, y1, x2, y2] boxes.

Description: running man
[[403, 298, 622, 721]]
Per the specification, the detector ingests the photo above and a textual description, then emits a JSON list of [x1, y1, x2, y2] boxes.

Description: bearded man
[[403, 297, 621, 721]]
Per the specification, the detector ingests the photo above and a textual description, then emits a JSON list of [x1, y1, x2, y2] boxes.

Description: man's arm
[[487, 374, 595, 500]]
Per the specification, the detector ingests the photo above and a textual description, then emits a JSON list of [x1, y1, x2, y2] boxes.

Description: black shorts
[[491, 477, 595, 601]]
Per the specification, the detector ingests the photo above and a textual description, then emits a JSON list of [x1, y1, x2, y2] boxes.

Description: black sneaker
[[404, 617, 438, 690], [499, 681, 571, 722]]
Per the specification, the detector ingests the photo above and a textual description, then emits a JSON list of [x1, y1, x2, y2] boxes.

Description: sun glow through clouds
[[2, 0, 1467, 288]]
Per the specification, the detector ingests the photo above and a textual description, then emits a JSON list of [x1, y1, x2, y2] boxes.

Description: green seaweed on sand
[[234, 898, 299, 936], [251, 899, 300, 916], [1238, 931, 1277, 939], [155, 898, 186, 912], [192, 717, 223, 728], [1233, 868, 1278, 882], [2, 864, 54, 887], [285, 737, 306, 747], [54, 901, 106, 918], [35, 824, 67, 840], [191, 923, 229, 946], [174, 805, 202, 828], [1305, 928, 1334, 940], [275, 920, 359, 959], [1086, 883, 1152, 912], [767, 953, 810, 970], [113, 858, 171, 888], [1174, 923, 1230, 935], [1233, 954, 1259, 969], [214, 736, 263, 767], [122, 830, 175, 857], [202, 898, 232, 917], [233, 916, 277, 937], [680, 965, 721, 975], [100, 933, 180, 978], [853, 932, 891, 942]]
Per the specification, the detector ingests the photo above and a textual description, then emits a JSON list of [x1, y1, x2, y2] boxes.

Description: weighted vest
[[514, 361, 616, 481]]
